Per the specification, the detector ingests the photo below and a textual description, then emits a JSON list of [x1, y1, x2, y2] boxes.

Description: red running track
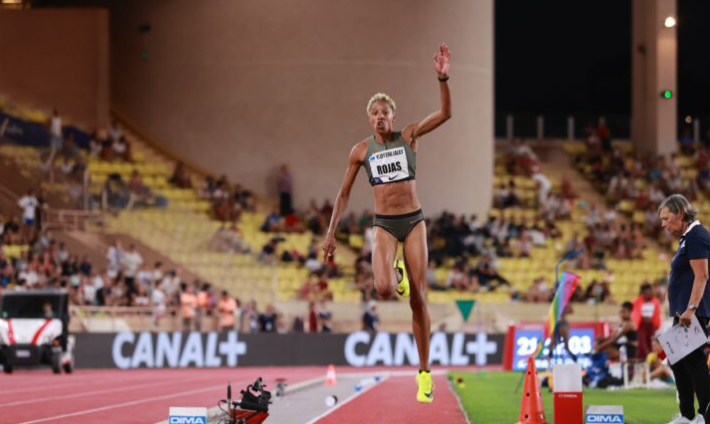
[[0, 367, 473, 424], [316, 374, 469, 424], [0, 368, 323, 424]]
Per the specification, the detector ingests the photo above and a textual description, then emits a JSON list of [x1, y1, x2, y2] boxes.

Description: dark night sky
[[495, 0, 710, 131]]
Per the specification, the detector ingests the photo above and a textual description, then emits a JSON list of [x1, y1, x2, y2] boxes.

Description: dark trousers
[[279, 192, 292, 216], [637, 320, 655, 360], [671, 316, 710, 420]]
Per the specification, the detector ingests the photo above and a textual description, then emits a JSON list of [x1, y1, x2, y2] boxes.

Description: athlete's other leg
[[403, 221, 431, 370], [372, 227, 399, 299]]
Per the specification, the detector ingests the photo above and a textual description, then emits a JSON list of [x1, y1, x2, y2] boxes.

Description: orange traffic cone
[[515, 357, 549, 424], [324, 364, 337, 386]]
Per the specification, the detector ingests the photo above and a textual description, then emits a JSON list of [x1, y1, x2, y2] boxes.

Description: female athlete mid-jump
[[322, 43, 452, 403]]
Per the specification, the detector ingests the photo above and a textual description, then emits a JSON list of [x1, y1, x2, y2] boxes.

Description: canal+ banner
[[74, 331, 505, 369]]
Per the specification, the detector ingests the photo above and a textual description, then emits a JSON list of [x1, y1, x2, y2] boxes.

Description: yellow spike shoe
[[416, 371, 434, 403], [395, 259, 410, 298]]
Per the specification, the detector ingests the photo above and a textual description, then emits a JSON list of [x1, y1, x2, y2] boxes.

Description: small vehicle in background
[[0, 290, 74, 374]]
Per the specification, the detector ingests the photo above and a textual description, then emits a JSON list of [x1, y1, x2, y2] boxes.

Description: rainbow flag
[[534, 271, 581, 358]]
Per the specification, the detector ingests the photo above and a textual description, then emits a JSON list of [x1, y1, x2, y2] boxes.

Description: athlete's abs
[[372, 180, 421, 215]]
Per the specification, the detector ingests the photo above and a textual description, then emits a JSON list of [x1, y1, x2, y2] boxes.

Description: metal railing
[[497, 113, 710, 142]]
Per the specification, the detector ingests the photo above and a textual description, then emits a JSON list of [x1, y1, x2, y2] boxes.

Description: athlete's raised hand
[[433, 43, 450, 78], [321, 232, 337, 263]]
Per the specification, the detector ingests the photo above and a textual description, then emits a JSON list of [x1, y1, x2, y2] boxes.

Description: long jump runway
[[0, 367, 471, 424]]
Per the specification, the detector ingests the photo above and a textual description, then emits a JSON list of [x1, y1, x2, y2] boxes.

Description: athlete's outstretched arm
[[404, 43, 452, 141], [322, 142, 365, 261]]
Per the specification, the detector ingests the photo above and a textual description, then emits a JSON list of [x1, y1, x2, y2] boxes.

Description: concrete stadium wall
[[110, 0, 493, 215], [0, 9, 110, 129]]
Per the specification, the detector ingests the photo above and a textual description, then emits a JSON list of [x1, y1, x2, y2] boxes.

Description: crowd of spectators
[[574, 122, 710, 243], [201, 174, 256, 223]]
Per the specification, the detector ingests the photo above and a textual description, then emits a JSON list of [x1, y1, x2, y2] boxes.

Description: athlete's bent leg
[[372, 227, 399, 299], [403, 221, 431, 370]]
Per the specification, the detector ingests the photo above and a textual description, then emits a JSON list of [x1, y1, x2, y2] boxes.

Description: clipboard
[[658, 315, 707, 365]]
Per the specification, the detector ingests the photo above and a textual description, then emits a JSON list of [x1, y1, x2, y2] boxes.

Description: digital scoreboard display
[[504, 322, 609, 371]]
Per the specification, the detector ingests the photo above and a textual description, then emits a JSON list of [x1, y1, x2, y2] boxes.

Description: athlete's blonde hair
[[366, 93, 396, 115]]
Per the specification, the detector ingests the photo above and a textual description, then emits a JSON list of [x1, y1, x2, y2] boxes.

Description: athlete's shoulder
[[349, 139, 369, 162]]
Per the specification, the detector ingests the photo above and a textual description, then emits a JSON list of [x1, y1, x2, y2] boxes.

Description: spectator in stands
[[152, 261, 163, 284], [243, 300, 259, 333], [426, 260, 447, 291], [88, 131, 102, 158], [80, 274, 97, 306], [214, 197, 239, 223], [18, 189, 39, 241], [307, 301, 319, 333], [103, 173, 131, 210], [132, 284, 150, 307], [169, 161, 193, 189], [362, 301, 379, 332], [136, 263, 154, 291], [195, 282, 213, 332], [232, 297, 243, 332], [259, 238, 279, 265], [631, 283, 662, 360], [121, 243, 143, 297], [584, 279, 612, 304], [209, 225, 249, 253], [518, 231, 533, 257], [261, 209, 284, 233], [3, 215, 21, 244], [305, 199, 324, 233], [151, 281, 167, 331], [258, 304, 278, 333], [679, 128, 695, 155], [108, 119, 123, 144], [127, 170, 168, 209], [354, 255, 376, 302], [277, 164, 293, 216], [113, 136, 132, 162], [45, 109, 63, 168], [0, 251, 14, 288], [445, 263, 473, 292], [106, 240, 122, 277], [161, 269, 181, 306], [217, 290, 237, 332], [473, 253, 509, 290], [525, 277, 551, 303], [292, 316, 305, 333], [180, 282, 198, 331], [201, 176, 217, 199], [318, 300, 333, 333], [531, 164, 551, 206], [79, 254, 92, 276], [597, 120, 611, 152], [300, 274, 321, 302]]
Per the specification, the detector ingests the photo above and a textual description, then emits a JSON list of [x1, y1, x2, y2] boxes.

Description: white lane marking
[[448, 377, 473, 424], [0, 375, 220, 408], [303, 374, 389, 424], [0, 373, 161, 396], [13, 382, 235, 424]]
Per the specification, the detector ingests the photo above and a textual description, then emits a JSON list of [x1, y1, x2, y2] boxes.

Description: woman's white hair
[[659, 193, 698, 222], [366, 93, 396, 115]]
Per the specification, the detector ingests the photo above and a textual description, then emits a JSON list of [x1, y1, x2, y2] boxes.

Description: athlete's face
[[369, 100, 395, 134]]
